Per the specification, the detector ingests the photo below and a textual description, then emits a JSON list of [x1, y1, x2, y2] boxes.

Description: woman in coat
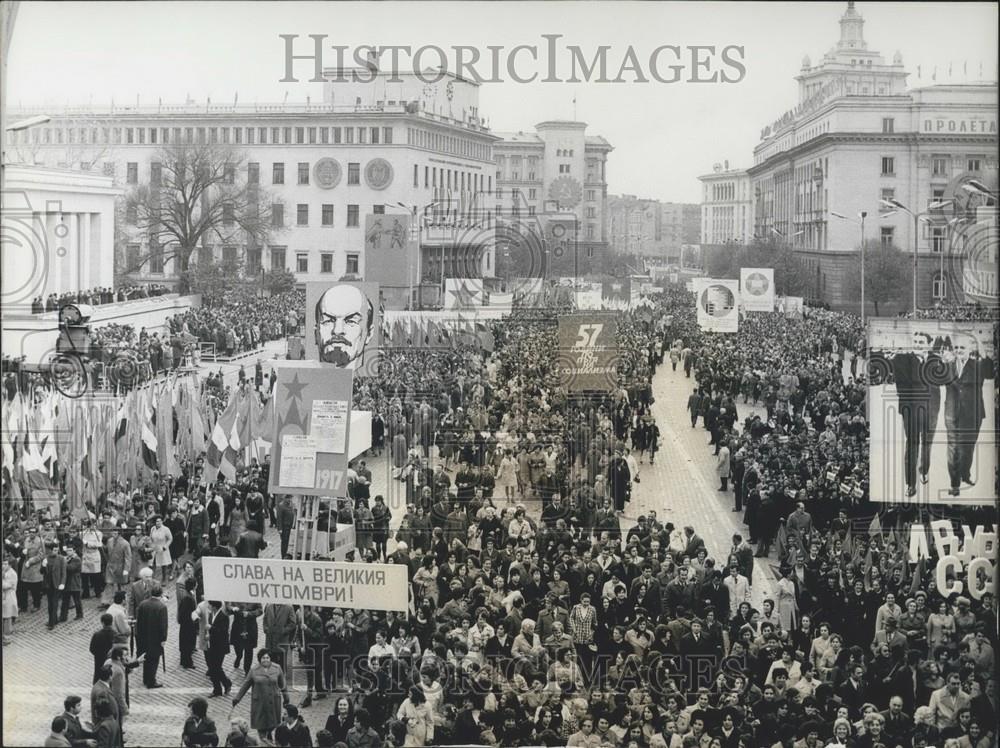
[[716, 443, 731, 491], [231, 649, 287, 742], [227, 497, 249, 549], [370, 495, 391, 561], [397, 684, 434, 747], [80, 522, 104, 600], [775, 565, 799, 632], [2, 557, 18, 644], [149, 517, 173, 584]]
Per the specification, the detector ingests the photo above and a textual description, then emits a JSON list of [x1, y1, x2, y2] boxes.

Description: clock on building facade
[[548, 175, 582, 209]]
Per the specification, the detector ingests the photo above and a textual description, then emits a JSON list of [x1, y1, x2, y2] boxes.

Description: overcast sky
[[6, 1, 997, 202]]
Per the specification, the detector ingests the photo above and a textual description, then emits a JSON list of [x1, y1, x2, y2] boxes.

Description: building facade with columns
[[6, 69, 499, 304], [698, 164, 753, 247], [492, 121, 612, 278], [747, 1, 998, 310], [2, 165, 119, 310]]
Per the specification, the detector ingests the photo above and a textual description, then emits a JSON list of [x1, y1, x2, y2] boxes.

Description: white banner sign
[[694, 278, 739, 333], [202, 557, 409, 612], [740, 267, 775, 312], [776, 295, 804, 316]]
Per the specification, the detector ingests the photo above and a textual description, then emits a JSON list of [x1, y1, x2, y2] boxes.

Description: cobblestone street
[[2, 354, 778, 746]]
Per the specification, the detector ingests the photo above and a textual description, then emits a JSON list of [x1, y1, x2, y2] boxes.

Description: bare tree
[[126, 141, 281, 274]]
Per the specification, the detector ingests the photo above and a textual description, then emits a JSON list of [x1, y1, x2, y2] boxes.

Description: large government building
[[731, 2, 998, 310], [697, 163, 753, 247], [5, 67, 501, 306]]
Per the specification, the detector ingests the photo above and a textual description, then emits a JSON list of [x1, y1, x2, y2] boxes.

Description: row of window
[[14, 124, 395, 147], [272, 202, 371, 228], [405, 127, 491, 161], [411, 164, 490, 193], [881, 154, 985, 177], [126, 243, 360, 275]]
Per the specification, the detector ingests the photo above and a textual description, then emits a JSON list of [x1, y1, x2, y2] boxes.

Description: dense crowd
[[165, 288, 305, 357], [30, 284, 172, 314], [2, 288, 997, 748]]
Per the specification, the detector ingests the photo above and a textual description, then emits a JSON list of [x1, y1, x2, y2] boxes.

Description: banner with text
[[740, 267, 775, 312], [694, 278, 739, 333], [202, 557, 409, 612], [557, 312, 619, 391], [268, 364, 354, 497]]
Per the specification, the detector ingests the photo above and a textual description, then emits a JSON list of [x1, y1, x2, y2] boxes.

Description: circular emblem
[[744, 272, 770, 296], [365, 158, 394, 190], [313, 158, 342, 189], [548, 176, 582, 209], [699, 284, 736, 317]]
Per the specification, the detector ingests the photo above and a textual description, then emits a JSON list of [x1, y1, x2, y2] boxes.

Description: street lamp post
[[396, 200, 438, 310], [830, 210, 867, 322], [881, 198, 954, 312]]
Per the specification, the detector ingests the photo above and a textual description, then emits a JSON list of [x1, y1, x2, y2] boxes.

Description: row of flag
[[381, 316, 495, 351], [1, 375, 276, 515]]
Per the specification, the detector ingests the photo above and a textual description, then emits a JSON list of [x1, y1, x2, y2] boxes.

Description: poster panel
[[268, 364, 354, 497], [202, 557, 409, 612], [557, 312, 619, 391], [740, 267, 775, 312], [694, 278, 739, 332], [305, 281, 381, 369], [868, 318, 996, 505], [363, 213, 413, 286]]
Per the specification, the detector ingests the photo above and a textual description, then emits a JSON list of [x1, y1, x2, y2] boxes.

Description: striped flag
[[156, 383, 178, 477], [140, 387, 159, 475], [205, 392, 239, 482]]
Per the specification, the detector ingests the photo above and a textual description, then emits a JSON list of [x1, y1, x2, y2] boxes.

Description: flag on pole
[[140, 388, 159, 475], [206, 392, 239, 482], [868, 513, 883, 540]]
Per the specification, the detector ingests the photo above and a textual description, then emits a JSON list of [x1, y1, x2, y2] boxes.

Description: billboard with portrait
[[305, 281, 381, 370], [868, 318, 996, 505]]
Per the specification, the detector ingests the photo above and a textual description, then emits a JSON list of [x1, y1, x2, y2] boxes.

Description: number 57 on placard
[[574, 324, 604, 348]]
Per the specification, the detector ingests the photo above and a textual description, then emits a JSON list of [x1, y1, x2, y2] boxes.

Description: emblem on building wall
[[365, 158, 394, 190], [313, 158, 342, 189]]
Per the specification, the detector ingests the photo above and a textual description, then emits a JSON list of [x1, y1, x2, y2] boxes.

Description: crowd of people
[[30, 284, 172, 314], [165, 288, 305, 357], [2, 284, 997, 748]]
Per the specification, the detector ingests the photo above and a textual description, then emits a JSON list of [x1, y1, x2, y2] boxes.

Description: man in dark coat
[[89, 613, 117, 683], [888, 331, 942, 497], [235, 528, 267, 559], [135, 583, 168, 688], [42, 541, 67, 630], [206, 600, 232, 696], [942, 332, 995, 496], [606, 448, 631, 514]]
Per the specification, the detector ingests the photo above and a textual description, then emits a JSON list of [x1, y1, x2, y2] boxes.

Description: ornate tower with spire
[[795, 1, 908, 103]]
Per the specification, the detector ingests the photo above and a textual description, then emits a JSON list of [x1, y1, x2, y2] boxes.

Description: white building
[[698, 163, 753, 246], [2, 164, 119, 308], [6, 68, 499, 305], [747, 1, 998, 309]]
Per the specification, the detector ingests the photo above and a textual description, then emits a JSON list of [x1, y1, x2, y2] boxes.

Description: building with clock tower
[[493, 120, 612, 278]]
